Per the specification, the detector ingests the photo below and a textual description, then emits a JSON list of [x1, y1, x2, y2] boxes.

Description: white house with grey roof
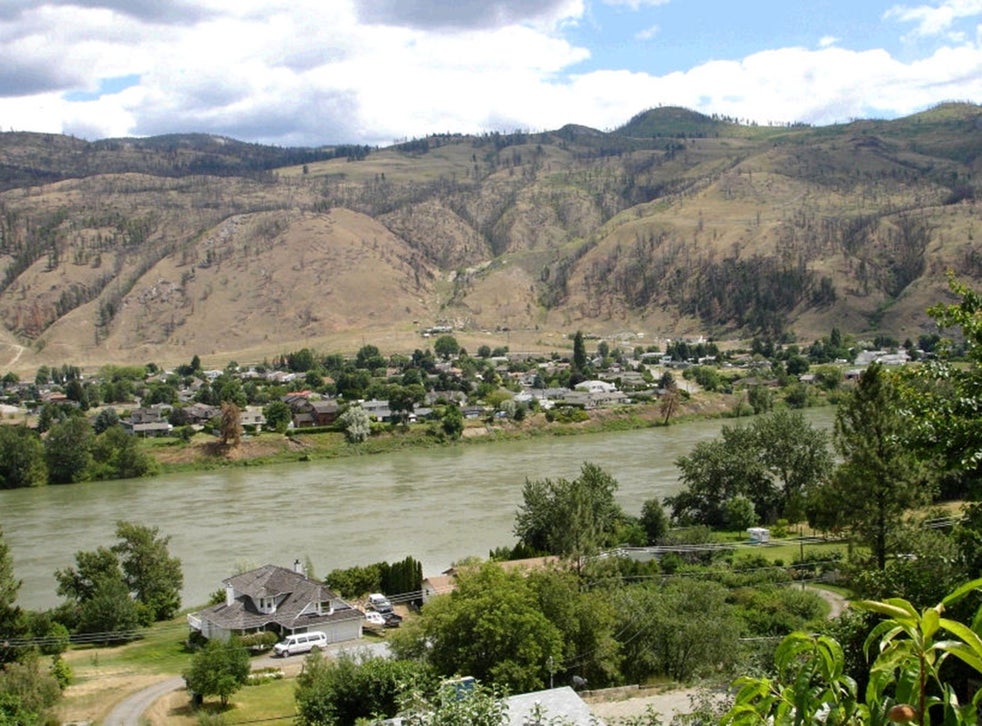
[[188, 562, 364, 643]]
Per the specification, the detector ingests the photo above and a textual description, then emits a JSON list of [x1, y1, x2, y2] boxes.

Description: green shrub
[[238, 631, 279, 652], [49, 656, 73, 689]]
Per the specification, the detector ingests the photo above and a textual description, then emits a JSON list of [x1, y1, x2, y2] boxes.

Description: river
[[0, 408, 835, 611]]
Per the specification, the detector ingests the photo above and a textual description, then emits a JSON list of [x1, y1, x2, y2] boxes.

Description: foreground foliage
[[725, 577, 982, 725], [294, 653, 429, 725]]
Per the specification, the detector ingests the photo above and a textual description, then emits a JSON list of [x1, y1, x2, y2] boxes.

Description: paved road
[[102, 640, 391, 725]]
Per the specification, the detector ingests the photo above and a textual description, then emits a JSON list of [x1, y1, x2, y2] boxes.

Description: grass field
[[151, 675, 297, 725], [55, 617, 193, 724]]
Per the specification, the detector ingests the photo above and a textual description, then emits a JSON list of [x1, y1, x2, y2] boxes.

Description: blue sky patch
[[64, 74, 141, 102]]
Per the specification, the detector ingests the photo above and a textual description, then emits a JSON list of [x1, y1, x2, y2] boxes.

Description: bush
[[544, 406, 589, 423], [49, 656, 73, 689], [238, 631, 279, 652], [724, 495, 757, 530]]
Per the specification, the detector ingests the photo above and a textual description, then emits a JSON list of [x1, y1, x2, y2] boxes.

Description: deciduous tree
[[262, 400, 292, 433], [89, 426, 158, 481], [433, 335, 460, 360], [339, 405, 371, 443], [388, 562, 563, 693], [112, 521, 183, 621], [219, 401, 242, 446], [183, 637, 250, 707], [43, 417, 94, 484], [514, 462, 625, 560], [0, 425, 46, 489], [640, 498, 669, 544], [668, 410, 832, 526], [900, 275, 982, 480], [614, 579, 744, 683], [294, 653, 428, 725]]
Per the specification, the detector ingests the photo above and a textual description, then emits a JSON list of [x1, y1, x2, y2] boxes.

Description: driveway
[[102, 639, 391, 725]]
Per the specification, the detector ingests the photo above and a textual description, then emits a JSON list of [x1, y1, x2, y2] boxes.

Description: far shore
[[147, 392, 755, 477]]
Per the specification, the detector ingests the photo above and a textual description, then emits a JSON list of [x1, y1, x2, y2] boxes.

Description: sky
[[1, 0, 982, 148]]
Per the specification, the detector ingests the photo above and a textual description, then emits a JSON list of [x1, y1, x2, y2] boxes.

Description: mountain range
[[1, 103, 980, 372]]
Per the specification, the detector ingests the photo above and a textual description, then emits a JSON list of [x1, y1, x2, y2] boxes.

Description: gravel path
[[102, 675, 185, 726], [806, 584, 849, 618]]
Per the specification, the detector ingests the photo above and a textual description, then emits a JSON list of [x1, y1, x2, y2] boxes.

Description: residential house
[[121, 407, 173, 437], [420, 574, 456, 604], [285, 397, 339, 428], [309, 399, 340, 426], [239, 406, 267, 431], [573, 380, 617, 394], [188, 562, 363, 643], [185, 402, 220, 424], [506, 687, 603, 725], [360, 399, 392, 422]]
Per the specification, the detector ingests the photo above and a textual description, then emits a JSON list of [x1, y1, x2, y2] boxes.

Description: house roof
[[196, 564, 362, 633], [506, 687, 602, 725], [421, 574, 456, 597], [310, 400, 339, 413]]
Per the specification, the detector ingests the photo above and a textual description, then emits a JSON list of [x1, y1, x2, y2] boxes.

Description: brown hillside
[[1, 104, 981, 372]]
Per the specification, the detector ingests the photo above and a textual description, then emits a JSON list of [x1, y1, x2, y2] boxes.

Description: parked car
[[368, 593, 393, 613], [383, 611, 403, 628], [364, 611, 386, 627], [273, 630, 328, 657]]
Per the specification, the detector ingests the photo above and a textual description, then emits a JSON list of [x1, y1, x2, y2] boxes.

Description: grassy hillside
[[1, 103, 980, 373]]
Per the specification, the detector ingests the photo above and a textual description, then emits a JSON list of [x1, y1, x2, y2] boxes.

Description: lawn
[[55, 618, 195, 724], [152, 675, 297, 725]]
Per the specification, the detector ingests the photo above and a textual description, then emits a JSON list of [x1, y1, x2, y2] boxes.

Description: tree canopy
[[54, 521, 182, 630], [183, 637, 250, 706], [816, 362, 932, 569], [514, 462, 625, 559], [112, 521, 183, 621], [0, 426, 46, 489], [899, 275, 982, 482], [389, 562, 563, 693], [667, 409, 832, 526]]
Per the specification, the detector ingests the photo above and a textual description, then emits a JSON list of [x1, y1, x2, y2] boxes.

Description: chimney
[[225, 583, 234, 607], [294, 558, 304, 576]]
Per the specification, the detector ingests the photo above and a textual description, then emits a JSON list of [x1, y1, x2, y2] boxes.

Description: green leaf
[[854, 598, 917, 621], [941, 577, 982, 607], [935, 641, 982, 675], [939, 618, 982, 662], [922, 607, 940, 640]]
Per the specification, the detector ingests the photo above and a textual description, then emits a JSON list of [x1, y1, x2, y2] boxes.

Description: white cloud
[[819, 35, 839, 47], [353, 0, 584, 31], [885, 0, 982, 38], [636, 24, 660, 40], [0, 0, 981, 146]]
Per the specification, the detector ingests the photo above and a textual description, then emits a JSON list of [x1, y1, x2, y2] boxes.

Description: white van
[[273, 630, 328, 657]]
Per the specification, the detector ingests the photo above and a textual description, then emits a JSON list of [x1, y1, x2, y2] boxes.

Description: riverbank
[[146, 392, 751, 475]]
